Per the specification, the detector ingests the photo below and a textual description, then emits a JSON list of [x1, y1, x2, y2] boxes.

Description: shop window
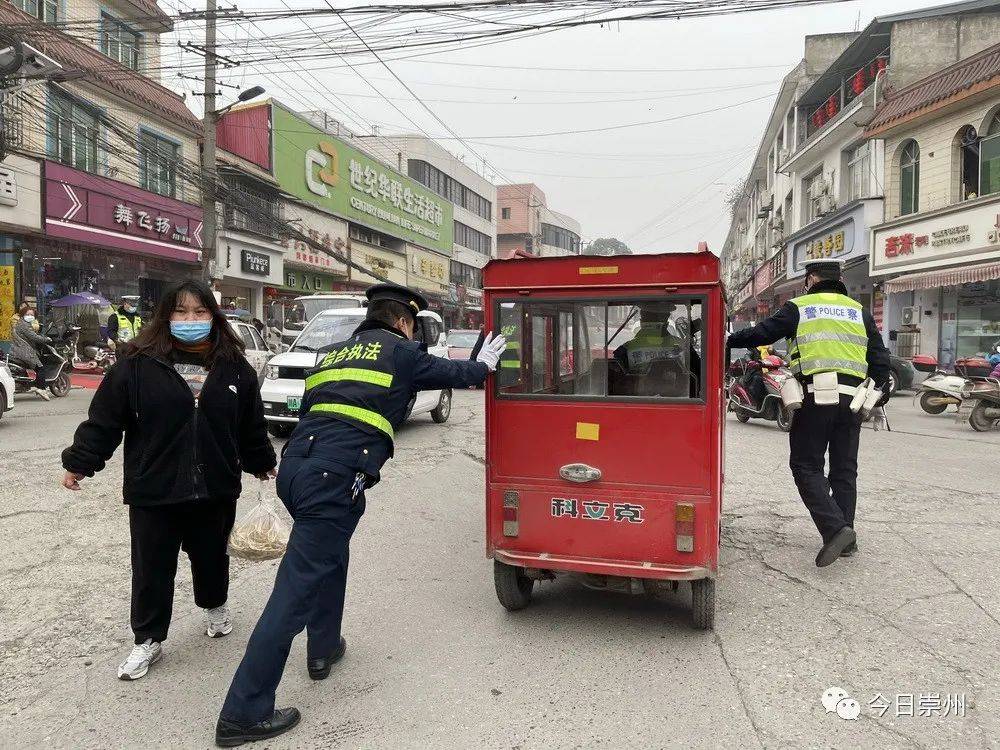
[[495, 298, 704, 401], [899, 140, 920, 216], [48, 91, 99, 173], [139, 130, 179, 198], [847, 143, 871, 202], [13, 0, 57, 22], [981, 111, 1000, 197], [100, 13, 140, 70]]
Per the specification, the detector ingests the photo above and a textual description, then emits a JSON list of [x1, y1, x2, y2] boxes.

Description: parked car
[[225, 317, 271, 379], [260, 308, 452, 437], [0, 359, 14, 421], [446, 329, 480, 360], [277, 293, 367, 350], [887, 355, 916, 395]]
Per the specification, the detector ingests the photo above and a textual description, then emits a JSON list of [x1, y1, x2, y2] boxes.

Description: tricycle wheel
[[494, 560, 534, 611], [919, 391, 948, 415], [776, 404, 792, 432], [691, 578, 715, 630], [969, 401, 999, 432], [735, 408, 751, 423]]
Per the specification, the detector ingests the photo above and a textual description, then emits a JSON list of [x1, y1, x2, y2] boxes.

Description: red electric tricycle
[[483, 247, 725, 629]]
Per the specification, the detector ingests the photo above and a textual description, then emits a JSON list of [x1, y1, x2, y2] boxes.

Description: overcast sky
[[170, 0, 948, 254]]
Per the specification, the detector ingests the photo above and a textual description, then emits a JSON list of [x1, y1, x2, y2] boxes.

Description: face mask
[[23, 315, 35, 323], [170, 320, 212, 343], [123, 305, 136, 314]]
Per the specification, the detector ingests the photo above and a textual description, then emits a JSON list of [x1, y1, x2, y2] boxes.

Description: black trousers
[[221, 458, 365, 723], [128, 499, 237, 644], [788, 393, 862, 543]]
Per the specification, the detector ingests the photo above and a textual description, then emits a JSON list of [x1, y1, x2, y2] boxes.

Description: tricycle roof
[[483, 249, 719, 291]]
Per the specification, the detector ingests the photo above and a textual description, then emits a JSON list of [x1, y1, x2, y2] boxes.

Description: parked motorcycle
[[728, 351, 794, 432], [6, 322, 77, 398], [916, 371, 969, 414], [960, 378, 1000, 432], [73, 341, 116, 374]]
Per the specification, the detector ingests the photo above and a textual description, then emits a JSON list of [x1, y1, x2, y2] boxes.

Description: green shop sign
[[272, 104, 454, 255], [282, 269, 340, 294]]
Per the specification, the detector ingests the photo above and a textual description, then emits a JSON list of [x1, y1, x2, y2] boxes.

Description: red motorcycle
[[727, 349, 794, 432]]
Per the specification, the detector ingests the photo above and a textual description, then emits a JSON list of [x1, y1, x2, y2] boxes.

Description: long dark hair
[[126, 280, 245, 365]]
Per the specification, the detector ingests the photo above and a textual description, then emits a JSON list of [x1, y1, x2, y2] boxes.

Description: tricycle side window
[[496, 297, 704, 401]]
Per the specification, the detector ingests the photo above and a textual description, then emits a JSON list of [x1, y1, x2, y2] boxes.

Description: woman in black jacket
[[62, 280, 277, 681]]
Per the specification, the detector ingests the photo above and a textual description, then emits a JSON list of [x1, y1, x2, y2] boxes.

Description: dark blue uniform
[[221, 319, 487, 723]]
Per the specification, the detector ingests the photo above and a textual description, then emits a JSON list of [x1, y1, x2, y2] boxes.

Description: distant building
[[496, 184, 582, 258]]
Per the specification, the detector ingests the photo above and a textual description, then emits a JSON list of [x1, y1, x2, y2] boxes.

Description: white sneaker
[[117, 639, 162, 680], [205, 605, 233, 638], [31, 387, 51, 401]]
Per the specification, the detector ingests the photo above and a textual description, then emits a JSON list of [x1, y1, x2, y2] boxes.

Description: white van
[[261, 308, 451, 437], [277, 294, 366, 350]]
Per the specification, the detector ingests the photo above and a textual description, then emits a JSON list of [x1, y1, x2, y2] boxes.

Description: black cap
[[365, 283, 428, 320], [802, 259, 844, 277]]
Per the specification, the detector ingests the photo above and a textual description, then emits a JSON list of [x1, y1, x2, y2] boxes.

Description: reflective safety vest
[[787, 292, 868, 380], [624, 324, 683, 370], [116, 311, 142, 342], [302, 326, 405, 441]]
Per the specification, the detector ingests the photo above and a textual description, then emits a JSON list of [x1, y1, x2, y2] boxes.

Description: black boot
[[307, 636, 347, 681], [840, 540, 859, 557], [215, 707, 301, 747], [816, 527, 856, 568]]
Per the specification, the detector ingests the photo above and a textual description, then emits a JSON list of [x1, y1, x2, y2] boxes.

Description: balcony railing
[[222, 184, 283, 240], [804, 50, 888, 140]]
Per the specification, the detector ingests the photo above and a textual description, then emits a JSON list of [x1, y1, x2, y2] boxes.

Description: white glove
[[476, 331, 508, 372]]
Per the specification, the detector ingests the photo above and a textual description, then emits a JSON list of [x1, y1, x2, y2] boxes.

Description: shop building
[[722, 0, 1000, 323], [215, 154, 285, 319], [496, 184, 582, 259], [0, 153, 43, 352], [866, 41, 1000, 364], [1, 0, 203, 325], [216, 101, 453, 309], [353, 131, 496, 327]]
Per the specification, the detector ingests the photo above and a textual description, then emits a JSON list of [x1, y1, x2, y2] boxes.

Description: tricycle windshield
[[495, 296, 704, 401]]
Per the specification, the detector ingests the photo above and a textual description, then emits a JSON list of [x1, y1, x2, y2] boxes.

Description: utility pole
[[200, 0, 218, 284]]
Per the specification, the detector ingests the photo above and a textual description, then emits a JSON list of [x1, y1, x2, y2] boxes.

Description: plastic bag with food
[[228, 482, 291, 561]]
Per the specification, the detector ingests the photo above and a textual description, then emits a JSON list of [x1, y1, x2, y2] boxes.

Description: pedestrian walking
[[10, 303, 53, 401], [726, 259, 890, 566], [61, 280, 277, 681], [214, 283, 506, 747]]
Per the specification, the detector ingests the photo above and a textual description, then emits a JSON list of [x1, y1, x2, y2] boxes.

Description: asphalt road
[[0, 388, 997, 749]]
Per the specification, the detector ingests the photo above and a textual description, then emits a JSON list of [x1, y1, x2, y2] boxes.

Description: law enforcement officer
[[107, 295, 142, 347], [215, 283, 507, 746], [727, 259, 890, 567]]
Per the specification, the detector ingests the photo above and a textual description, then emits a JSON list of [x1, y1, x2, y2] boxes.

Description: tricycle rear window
[[496, 297, 704, 401]]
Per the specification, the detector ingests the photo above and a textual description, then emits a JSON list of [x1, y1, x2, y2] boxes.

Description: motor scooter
[[728, 350, 794, 431], [73, 340, 116, 374], [916, 370, 969, 414], [6, 323, 77, 398], [959, 378, 1000, 432]]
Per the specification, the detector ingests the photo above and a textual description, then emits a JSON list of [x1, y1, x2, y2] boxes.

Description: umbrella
[[50, 292, 111, 307]]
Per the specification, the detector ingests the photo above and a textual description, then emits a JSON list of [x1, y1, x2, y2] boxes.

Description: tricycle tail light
[[502, 490, 519, 537], [676, 502, 695, 553]]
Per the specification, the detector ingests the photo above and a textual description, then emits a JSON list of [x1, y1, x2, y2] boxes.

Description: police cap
[[365, 283, 428, 320], [802, 258, 844, 278]]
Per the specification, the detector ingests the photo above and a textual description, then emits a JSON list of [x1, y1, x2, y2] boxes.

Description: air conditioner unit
[[818, 194, 836, 215], [901, 306, 921, 326], [778, 148, 790, 164], [808, 178, 832, 200]]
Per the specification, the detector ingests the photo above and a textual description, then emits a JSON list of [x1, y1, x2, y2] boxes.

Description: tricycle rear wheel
[[691, 578, 715, 630], [494, 560, 534, 611]]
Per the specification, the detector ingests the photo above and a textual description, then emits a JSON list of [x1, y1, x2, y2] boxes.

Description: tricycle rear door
[[486, 287, 722, 572]]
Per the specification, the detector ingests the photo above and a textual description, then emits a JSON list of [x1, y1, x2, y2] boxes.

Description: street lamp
[[202, 84, 265, 281]]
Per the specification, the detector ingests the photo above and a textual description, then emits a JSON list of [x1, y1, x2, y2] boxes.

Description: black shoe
[[840, 540, 859, 557], [816, 527, 856, 568], [307, 636, 347, 681], [215, 708, 300, 747]]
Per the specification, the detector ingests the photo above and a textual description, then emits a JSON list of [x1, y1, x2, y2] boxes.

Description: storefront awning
[[882, 262, 1000, 293]]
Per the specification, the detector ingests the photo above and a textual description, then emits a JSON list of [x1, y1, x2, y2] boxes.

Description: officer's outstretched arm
[[726, 301, 798, 349], [409, 346, 490, 391]]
